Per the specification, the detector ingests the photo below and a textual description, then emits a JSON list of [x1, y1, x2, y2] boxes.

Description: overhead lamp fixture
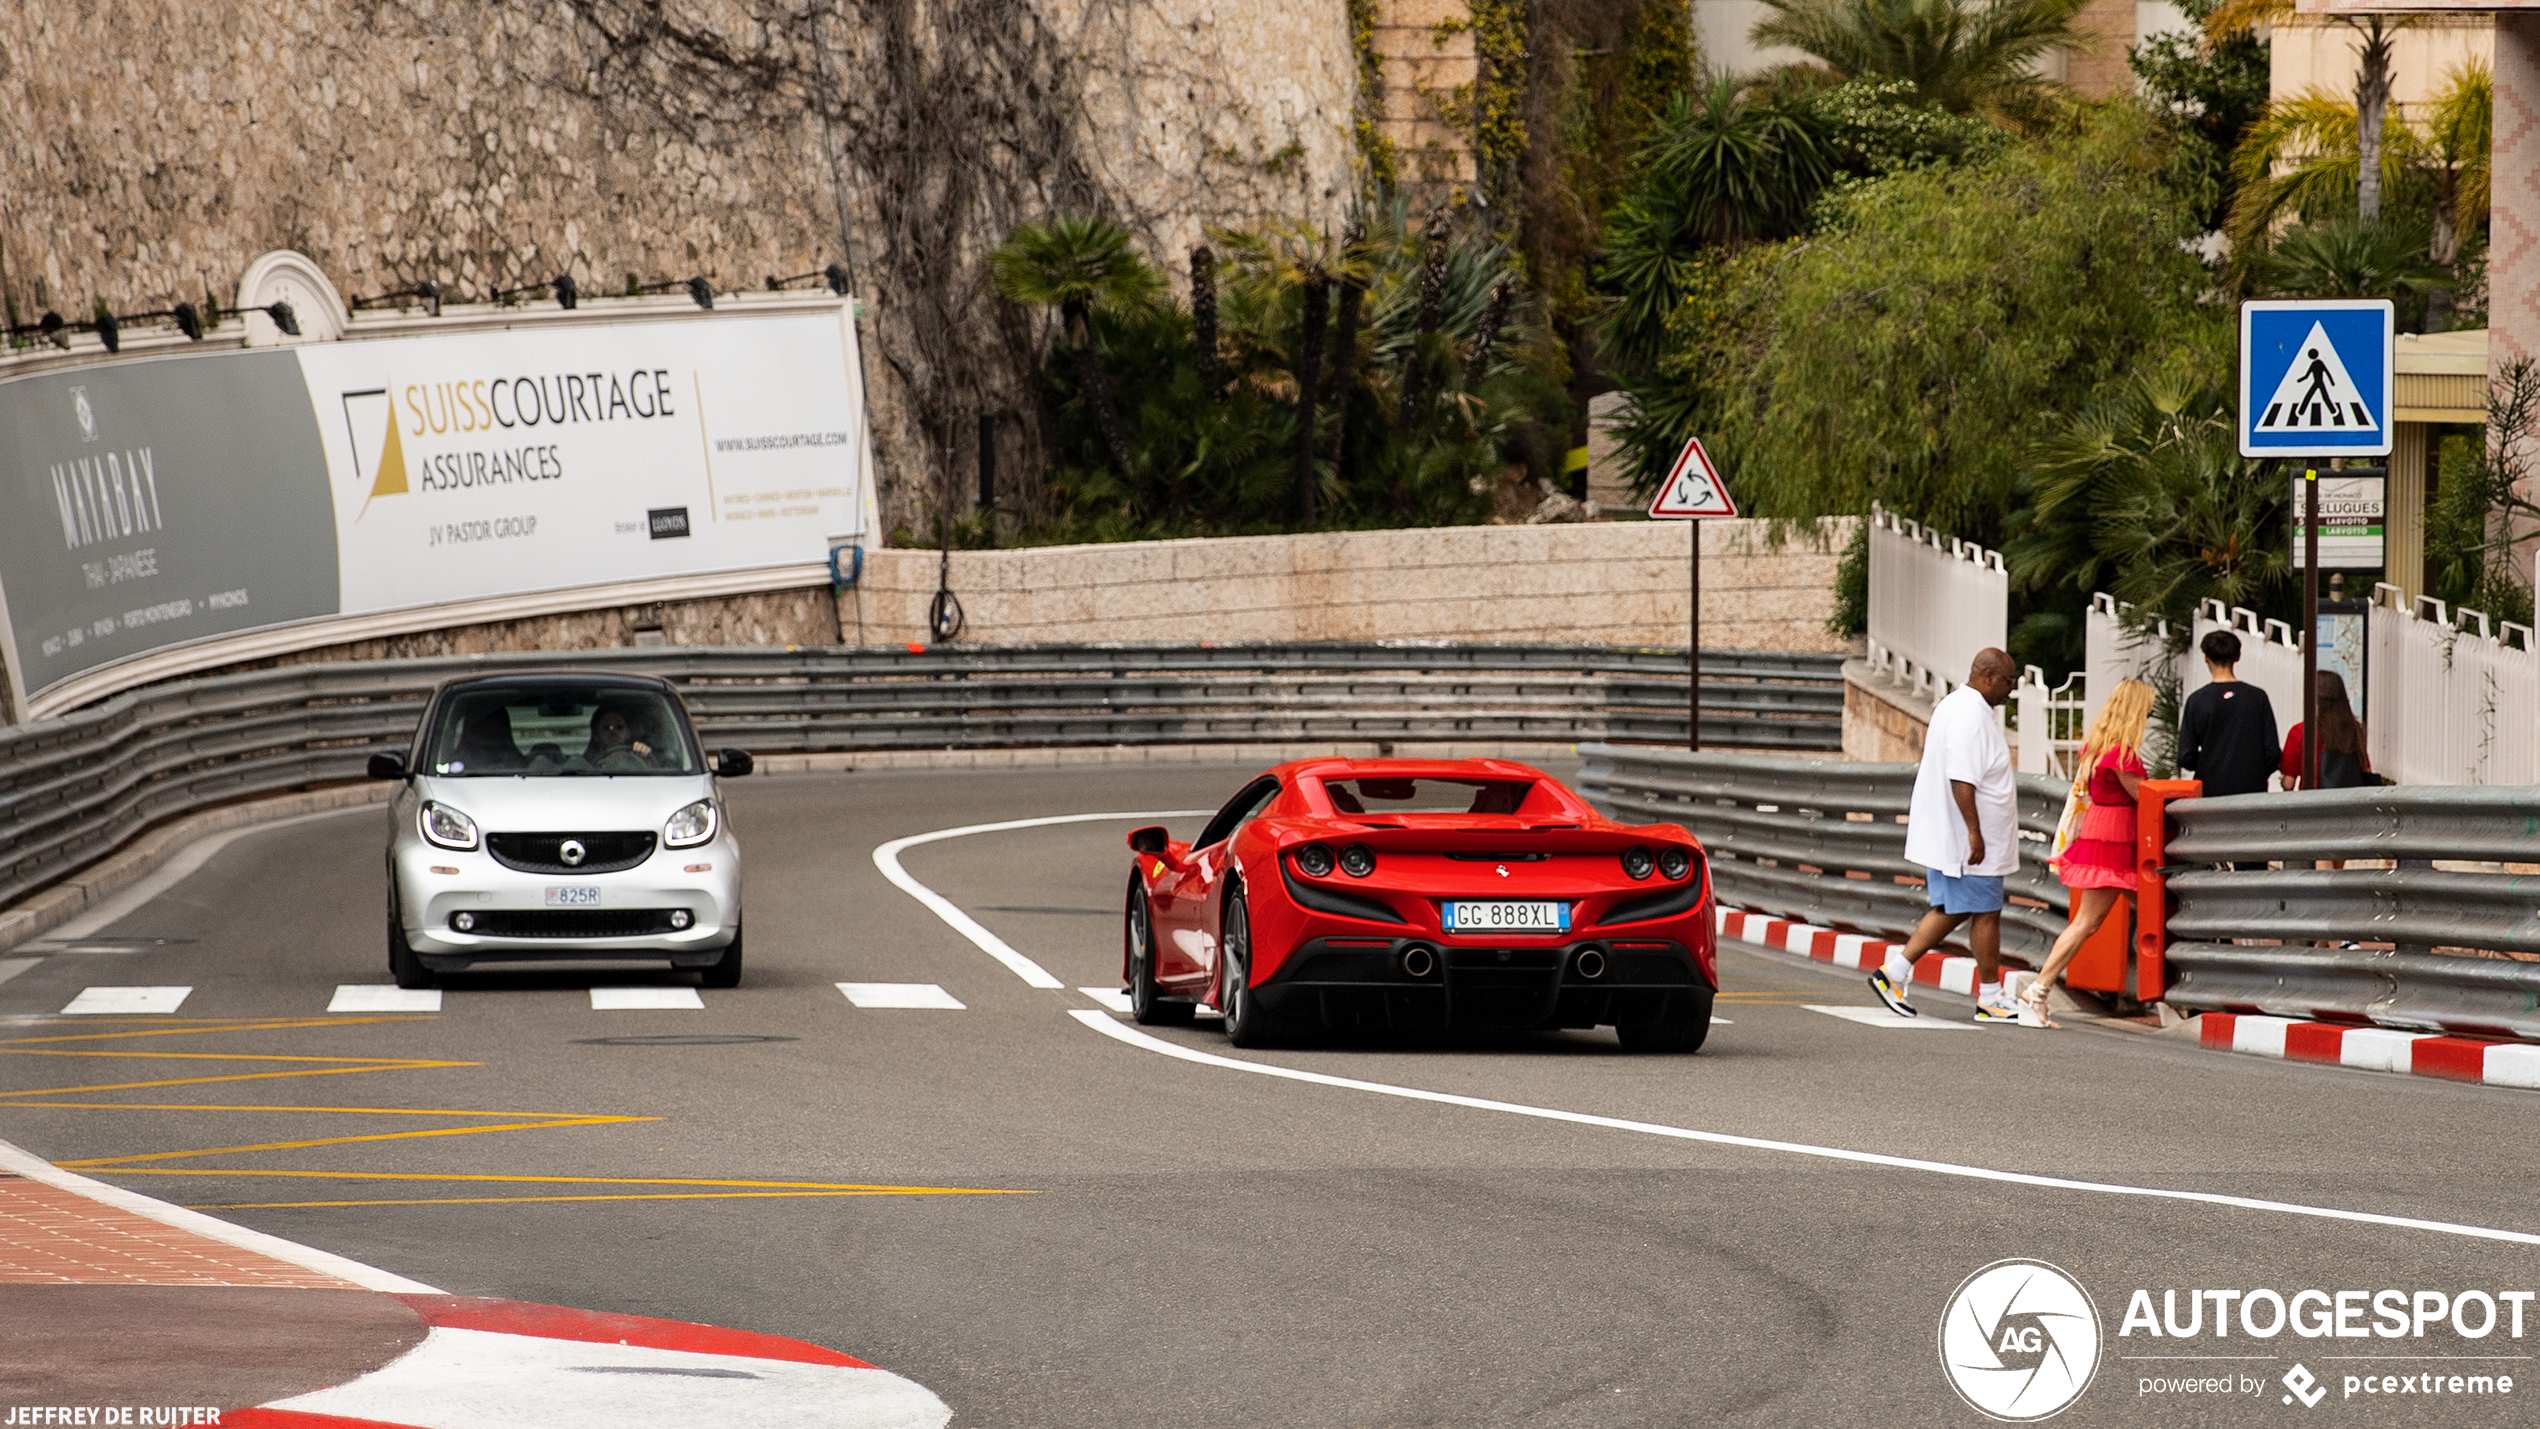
[[763, 263, 855, 297], [95, 310, 120, 354], [38, 311, 68, 350], [348, 280, 445, 316], [686, 276, 713, 310], [173, 302, 204, 340], [267, 302, 301, 337], [9, 301, 216, 353], [553, 273, 578, 309], [629, 275, 715, 309]]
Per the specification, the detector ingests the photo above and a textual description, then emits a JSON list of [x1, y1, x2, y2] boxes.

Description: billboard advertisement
[[0, 304, 869, 714]]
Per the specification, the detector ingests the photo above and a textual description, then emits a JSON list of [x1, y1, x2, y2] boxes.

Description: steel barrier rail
[[0, 643, 1843, 915], [2165, 944, 2540, 1042], [1574, 744, 2075, 961], [2165, 786, 2540, 865]]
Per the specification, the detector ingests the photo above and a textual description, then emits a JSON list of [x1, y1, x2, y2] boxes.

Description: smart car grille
[[487, 832, 657, 875], [457, 909, 681, 938]]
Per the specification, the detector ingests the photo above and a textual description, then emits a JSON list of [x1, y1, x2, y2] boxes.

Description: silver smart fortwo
[[370, 672, 751, 989]]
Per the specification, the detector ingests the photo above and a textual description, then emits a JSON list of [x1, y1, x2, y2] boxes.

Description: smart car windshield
[[424, 686, 700, 776]]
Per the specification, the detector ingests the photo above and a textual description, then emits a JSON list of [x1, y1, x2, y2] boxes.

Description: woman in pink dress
[[2022, 678, 2154, 1028]]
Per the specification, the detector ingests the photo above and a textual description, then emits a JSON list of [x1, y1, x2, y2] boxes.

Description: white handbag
[[2049, 785, 2088, 862]]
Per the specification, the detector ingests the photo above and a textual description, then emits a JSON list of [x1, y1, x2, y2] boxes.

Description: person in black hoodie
[[2178, 629, 2281, 799]]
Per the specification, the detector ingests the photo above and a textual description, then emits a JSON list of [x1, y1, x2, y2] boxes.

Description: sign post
[[2239, 299, 2393, 790], [1647, 437, 1739, 750]]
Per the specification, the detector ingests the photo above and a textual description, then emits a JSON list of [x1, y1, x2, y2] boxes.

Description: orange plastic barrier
[[2133, 778, 2202, 1000]]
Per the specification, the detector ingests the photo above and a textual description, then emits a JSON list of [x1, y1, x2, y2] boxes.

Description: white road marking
[[330, 984, 443, 1013], [62, 985, 191, 1015], [0, 958, 37, 987], [1806, 1004, 1977, 1030], [266, 1325, 951, 1429], [1710, 1016, 1733, 1025], [837, 982, 966, 1010], [1080, 987, 1133, 1013], [590, 987, 704, 1010], [1066, 1010, 2540, 1249], [871, 810, 1210, 990]]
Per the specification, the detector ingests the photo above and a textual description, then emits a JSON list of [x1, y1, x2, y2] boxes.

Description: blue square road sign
[[2239, 300, 2393, 458]]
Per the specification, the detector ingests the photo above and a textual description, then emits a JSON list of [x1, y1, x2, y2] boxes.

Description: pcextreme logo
[[1940, 1259, 2103, 1422]]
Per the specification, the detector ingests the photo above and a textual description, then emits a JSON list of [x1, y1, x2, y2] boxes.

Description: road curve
[[3, 763, 2536, 1426]]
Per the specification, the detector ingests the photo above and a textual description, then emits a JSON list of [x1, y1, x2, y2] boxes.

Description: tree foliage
[[1750, 0, 2096, 119], [1625, 106, 2218, 545]]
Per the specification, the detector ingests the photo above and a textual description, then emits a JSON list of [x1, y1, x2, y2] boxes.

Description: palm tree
[[1597, 74, 1833, 374], [990, 217, 1166, 507], [2225, 89, 2417, 254], [2006, 367, 2287, 634], [2205, 0, 2410, 222], [1219, 223, 1372, 528], [2248, 214, 2447, 301], [2424, 61, 2491, 268], [1749, 0, 2094, 118]]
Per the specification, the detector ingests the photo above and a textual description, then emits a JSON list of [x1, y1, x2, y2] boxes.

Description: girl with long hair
[[2022, 678, 2155, 1028], [2281, 670, 2371, 790]]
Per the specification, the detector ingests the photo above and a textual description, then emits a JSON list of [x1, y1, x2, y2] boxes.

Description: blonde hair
[[2070, 679, 2155, 795]]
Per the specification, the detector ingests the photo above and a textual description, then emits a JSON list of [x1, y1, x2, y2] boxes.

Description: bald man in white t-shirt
[[1869, 648, 2023, 1023]]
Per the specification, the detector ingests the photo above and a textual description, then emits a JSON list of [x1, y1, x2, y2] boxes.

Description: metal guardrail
[[1573, 744, 2074, 961], [0, 643, 1842, 915], [1578, 745, 2540, 1040]]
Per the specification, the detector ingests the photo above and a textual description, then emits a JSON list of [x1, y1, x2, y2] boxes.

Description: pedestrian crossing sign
[[2239, 299, 2393, 457], [1648, 437, 1739, 518]]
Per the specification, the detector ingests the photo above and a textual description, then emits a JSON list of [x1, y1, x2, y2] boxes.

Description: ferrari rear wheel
[[1127, 877, 1192, 1026], [1219, 885, 1279, 1049], [1616, 987, 1714, 1054]]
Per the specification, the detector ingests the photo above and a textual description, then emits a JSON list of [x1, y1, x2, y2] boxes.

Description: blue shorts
[[1925, 868, 2006, 915]]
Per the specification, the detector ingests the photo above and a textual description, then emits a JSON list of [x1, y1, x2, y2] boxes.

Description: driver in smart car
[[584, 702, 658, 772]]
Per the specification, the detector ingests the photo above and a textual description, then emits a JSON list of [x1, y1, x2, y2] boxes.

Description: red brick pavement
[[0, 1170, 357, 1288]]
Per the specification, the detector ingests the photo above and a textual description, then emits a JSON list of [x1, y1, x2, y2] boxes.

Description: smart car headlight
[[420, 801, 480, 851], [664, 798, 719, 849]]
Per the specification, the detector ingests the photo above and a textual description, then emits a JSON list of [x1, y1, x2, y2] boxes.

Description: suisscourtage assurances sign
[[0, 305, 871, 706]]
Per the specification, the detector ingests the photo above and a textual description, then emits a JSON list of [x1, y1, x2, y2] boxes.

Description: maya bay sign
[[0, 302, 875, 715]]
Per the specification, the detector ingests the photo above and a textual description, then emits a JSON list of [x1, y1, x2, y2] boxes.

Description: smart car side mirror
[[367, 751, 408, 780], [714, 748, 755, 778]]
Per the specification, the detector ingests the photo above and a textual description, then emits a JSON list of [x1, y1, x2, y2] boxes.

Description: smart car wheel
[[387, 897, 434, 991], [699, 919, 744, 989], [1616, 986, 1714, 1054], [1127, 877, 1192, 1026], [1220, 885, 1281, 1049]]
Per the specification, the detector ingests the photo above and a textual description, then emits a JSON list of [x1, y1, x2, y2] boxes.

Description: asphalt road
[[5, 763, 2539, 1426]]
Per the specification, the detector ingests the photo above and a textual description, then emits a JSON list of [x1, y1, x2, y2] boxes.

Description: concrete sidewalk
[[0, 1139, 950, 1428]]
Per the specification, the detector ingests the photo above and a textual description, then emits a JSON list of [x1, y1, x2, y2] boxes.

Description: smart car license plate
[[1444, 901, 1568, 932], [543, 886, 602, 908]]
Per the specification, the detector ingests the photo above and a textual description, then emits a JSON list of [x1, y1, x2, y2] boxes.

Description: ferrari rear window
[[1323, 777, 1532, 815]]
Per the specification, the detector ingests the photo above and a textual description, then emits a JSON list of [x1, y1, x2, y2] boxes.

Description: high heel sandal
[[2019, 981, 2059, 1029]]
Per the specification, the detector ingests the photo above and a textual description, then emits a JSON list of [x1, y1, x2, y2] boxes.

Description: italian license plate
[[1444, 900, 1569, 932], [543, 886, 602, 908]]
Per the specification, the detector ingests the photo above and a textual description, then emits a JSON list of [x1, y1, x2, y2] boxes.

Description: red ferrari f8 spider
[[1122, 757, 1715, 1051]]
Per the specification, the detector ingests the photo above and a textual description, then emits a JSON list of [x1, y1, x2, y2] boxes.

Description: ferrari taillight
[[1659, 846, 1692, 880], [1621, 845, 1656, 880], [1295, 843, 1337, 877], [1339, 842, 1376, 877]]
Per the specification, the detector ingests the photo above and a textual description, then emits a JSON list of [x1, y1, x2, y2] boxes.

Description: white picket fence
[[1866, 504, 2007, 698], [2367, 585, 2540, 786]]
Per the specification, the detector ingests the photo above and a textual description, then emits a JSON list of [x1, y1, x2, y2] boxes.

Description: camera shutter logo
[[1939, 1259, 2102, 1421]]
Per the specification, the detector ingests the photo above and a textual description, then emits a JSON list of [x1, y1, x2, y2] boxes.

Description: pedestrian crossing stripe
[[2254, 322, 2378, 434]]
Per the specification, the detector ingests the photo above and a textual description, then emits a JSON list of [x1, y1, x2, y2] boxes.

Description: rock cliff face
[[0, 0, 1357, 529]]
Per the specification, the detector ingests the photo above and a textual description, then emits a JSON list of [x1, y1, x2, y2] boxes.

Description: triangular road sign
[[1649, 437, 1738, 518], [2254, 321, 2380, 435]]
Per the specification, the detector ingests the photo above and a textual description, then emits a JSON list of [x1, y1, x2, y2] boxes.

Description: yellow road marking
[[0, 1017, 437, 1046], [101, 1169, 1027, 1189], [63, 1116, 653, 1167], [3, 1103, 610, 1117], [189, 1188, 1035, 1209]]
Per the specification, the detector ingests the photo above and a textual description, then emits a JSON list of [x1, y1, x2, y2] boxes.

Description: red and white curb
[[2201, 1013, 2540, 1091], [229, 1295, 951, 1429], [1713, 905, 2025, 994]]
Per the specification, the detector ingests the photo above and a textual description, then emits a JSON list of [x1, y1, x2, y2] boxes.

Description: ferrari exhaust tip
[[1400, 943, 1437, 979], [1574, 946, 1607, 981]]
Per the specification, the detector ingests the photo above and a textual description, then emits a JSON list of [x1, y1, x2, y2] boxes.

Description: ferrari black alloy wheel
[[1219, 884, 1277, 1049], [1127, 876, 1192, 1026], [1616, 985, 1715, 1054]]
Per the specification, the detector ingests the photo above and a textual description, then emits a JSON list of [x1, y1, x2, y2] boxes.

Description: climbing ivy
[[1348, 0, 1400, 185], [1468, 0, 1530, 206]]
